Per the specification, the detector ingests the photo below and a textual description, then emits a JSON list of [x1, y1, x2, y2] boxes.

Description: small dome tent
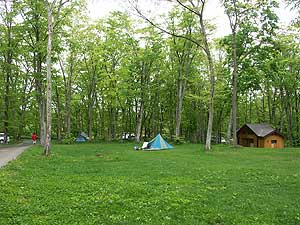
[[75, 132, 89, 143], [144, 134, 173, 150]]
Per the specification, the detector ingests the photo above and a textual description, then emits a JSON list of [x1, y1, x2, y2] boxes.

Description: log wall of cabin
[[263, 135, 284, 148]]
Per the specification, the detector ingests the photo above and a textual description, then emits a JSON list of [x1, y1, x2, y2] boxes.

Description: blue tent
[[145, 134, 173, 150], [75, 135, 87, 143], [75, 132, 88, 143]]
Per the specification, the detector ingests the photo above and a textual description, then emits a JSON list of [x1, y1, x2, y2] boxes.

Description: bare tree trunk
[[205, 79, 214, 151], [226, 108, 233, 144], [4, 50, 11, 144], [88, 101, 93, 139], [217, 109, 223, 143], [249, 93, 252, 123], [136, 62, 146, 143], [65, 89, 71, 135], [88, 75, 97, 140], [108, 107, 112, 141], [120, 108, 125, 141], [3, 3, 13, 143], [60, 57, 72, 135], [175, 64, 184, 138], [44, 1, 53, 156], [261, 91, 265, 122], [174, 35, 194, 139], [129, 104, 132, 136], [285, 94, 293, 146], [295, 91, 300, 142], [37, 93, 46, 145], [271, 89, 277, 126], [267, 88, 272, 124], [35, 51, 46, 144], [136, 101, 144, 143], [231, 31, 238, 146], [279, 88, 284, 132], [200, 22, 215, 151], [112, 107, 117, 139], [55, 85, 62, 142], [197, 103, 205, 143]]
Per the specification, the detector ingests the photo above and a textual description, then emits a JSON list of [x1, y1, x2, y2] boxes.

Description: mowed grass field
[[0, 143, 300, 225]]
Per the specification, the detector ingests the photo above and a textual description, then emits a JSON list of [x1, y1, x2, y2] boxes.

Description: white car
[[221, 137, 227, 144], [0, 133, 10, 143], [121, 133, 135, 140]]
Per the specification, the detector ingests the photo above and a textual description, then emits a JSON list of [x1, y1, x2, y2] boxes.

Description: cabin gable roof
[[238, 123, 284, 138]]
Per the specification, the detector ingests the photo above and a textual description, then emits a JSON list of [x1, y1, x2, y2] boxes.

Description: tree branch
[[131, 1, 206, 52]]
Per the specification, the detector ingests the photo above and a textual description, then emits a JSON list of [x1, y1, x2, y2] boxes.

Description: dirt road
[[0, 144, 31, 168]]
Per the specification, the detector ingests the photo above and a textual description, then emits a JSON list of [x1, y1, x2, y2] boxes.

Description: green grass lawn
[[0, 143, 300, 225]]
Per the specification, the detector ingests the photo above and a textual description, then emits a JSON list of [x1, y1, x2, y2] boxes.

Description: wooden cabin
[[237, 124, 284, 148]]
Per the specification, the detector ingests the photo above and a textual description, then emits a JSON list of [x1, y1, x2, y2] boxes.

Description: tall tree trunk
[[55, 85, 62, 142], [88, 73, 97, 140], [267, 88, 272, 124], [231, 31, 238, 146], [128, 104, 132, 136], [249, 93, 252, 123], [4, 7, 13, 143], [37, 89, 46, 145], [4, 53, 11, 143], [65, 88, 71, 135], [271, 89, 277, 126], [88, 100, 93, 140], [200, 20, 215, 151], [31, 0, 46, 145], [44, 1, 53, 156], [286, 104, 293, 145], [136, 101, 144, 143], [295, 91, 300, 143], [120, 108, 125, 141], [226, 108, 233, 144], [285, 95, 293, 146], [60, 57, 72, 136], [136, 62, 146, 143], [175, 64, 184, 138], [108, 107, 112, 141], [279, 88, 284, 133], [112, 107, 117, 139], [197, 103, 205, 143], [18, 106, 25, 140], [217, 108, 223, 143], [261, 91, 265, 122], [35, 49, 46, 145], [18, 74, 33, 140]]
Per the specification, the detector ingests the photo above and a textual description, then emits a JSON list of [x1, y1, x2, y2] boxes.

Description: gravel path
[[0, 144, 32, 168]]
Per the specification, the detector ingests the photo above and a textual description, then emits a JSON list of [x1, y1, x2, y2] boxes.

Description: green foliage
[[174, 136, 186, 144], [0, 144, 300, 224], [61, 134, 75, 144]]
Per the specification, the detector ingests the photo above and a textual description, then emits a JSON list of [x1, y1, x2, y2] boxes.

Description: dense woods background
[[0, 0, 300, 147]]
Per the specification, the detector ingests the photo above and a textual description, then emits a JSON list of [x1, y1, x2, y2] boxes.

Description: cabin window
[[271, 140, 277, 144]]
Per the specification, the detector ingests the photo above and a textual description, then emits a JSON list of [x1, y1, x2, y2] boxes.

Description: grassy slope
[[0, 143, 299, 225]]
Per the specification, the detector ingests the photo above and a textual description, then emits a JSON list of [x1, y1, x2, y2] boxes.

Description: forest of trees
[[0, 0, 300, 151]]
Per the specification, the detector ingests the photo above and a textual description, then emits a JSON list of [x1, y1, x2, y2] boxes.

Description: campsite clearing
[[0, 143, 299, 224]]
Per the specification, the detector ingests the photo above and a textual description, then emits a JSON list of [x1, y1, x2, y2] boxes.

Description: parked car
[[121, 133, 135, 140], [221, 137, 227, 144], [0, 133, 10, 144], [212, 135, 227, 144]]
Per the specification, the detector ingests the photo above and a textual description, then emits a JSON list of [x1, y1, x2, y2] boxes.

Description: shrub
[[174, 136, 186, 144], [61, 134, 75, 144]]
